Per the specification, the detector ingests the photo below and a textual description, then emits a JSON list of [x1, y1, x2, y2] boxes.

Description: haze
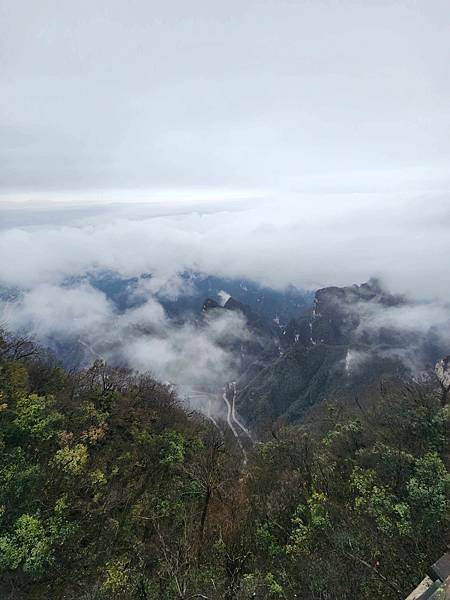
[[1, 0, 450, 356], [1, 0, 450, 195]]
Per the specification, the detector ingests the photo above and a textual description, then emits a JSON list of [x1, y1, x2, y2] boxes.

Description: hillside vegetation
[[0, 328, 449, 599]]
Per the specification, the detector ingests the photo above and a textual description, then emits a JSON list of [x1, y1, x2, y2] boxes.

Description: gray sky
[[1, 0, 450, 306], [1, 0, 450, 195], [2, 2, 450, 388]]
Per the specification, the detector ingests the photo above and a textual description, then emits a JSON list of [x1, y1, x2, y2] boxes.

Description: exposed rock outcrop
[[435, 356, 450, 405]]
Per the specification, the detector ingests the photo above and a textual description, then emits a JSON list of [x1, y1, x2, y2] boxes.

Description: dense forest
[[0, 327, 449, 600]]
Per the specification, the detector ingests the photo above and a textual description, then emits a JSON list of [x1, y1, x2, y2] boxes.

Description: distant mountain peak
[[224, 296, 249, 312], [202, 298, 220, 311]]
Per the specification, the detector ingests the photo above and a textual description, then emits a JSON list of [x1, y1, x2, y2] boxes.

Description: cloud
[[1, 191, 449, 400], [1, 192, 450, 301], [0, 279, 251, 414], [355, 301, 450, 338], [121, 309, 250, 398], [344, 349, 372, 376], [2, 283, 114, 339], [1, 0, 449, 417], [346, 296, 450, 373], [1, 1, 450, 193]]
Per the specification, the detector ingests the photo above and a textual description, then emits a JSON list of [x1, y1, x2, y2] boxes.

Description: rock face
[[281, 278, 404, 349], [435, 356, 450, 404], [202, 279, 448, 427], [186, 273, 313, 325], [203, 294, 280, 335], [237, 279, 450, 427], [202, 295, 258, 324], [202, 298, 221, 311]]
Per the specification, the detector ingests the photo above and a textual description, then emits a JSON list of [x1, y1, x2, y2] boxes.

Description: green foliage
[[53, 443, 89, 475], [0, 446, 40, 507], [102, 557, 133, 594], [287, 491, 332, 555], [0, 362, 29, 401], [256, 521, 284, 557], [0, 498, 76, 577], [322, 418, 362, 448], [159, 430, 186, 466], [0, 329, 449, 600], [265, 571, 284, 596], [13, 394, 62, 441], [0, 513, 52, 575], [351, 466, 412, 536], [407, 452, 450, 528]]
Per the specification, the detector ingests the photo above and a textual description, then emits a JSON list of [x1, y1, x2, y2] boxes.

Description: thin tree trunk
[[197, 486, 212, 563]]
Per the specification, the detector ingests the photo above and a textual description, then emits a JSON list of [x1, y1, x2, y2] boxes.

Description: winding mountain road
[[189, 384, 252, 465]]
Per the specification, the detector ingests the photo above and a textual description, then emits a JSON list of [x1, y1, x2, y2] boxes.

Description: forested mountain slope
[[0, 328, 449, 600], [237, 280, 447, 427]]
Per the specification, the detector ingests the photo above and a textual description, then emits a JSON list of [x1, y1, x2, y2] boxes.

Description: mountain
[[77, 270, 313, 325], [1, 325, 449, 600], [158, 272, 314, 325], [235, 280, 448, 427], [3, 272, 447, 434], [201, 293, 280, 379], [0, 271, 312, 371], [280, 278, 404, 348], [1, 281, 449, 600], [202, 293, 276, 333]]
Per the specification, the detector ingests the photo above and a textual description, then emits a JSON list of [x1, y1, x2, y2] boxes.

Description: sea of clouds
[[1, 191, 449, 401]]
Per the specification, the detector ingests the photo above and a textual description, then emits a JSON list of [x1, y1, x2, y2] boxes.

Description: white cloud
[[0, 278, 251, 413], [1, 1, 450, 192], [1, 192, 449, 300], [2, 283, 114, 339], [1, 191, 449, 401], [355, 302, 450, 337]]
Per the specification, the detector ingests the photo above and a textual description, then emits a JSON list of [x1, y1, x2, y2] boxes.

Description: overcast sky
[[1, 1, 450, 391], [1, 0, 450, 196], [1, 0, 450, 301]]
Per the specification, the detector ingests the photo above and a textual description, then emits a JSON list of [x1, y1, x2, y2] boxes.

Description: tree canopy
[[0, 329, 448, 599]]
